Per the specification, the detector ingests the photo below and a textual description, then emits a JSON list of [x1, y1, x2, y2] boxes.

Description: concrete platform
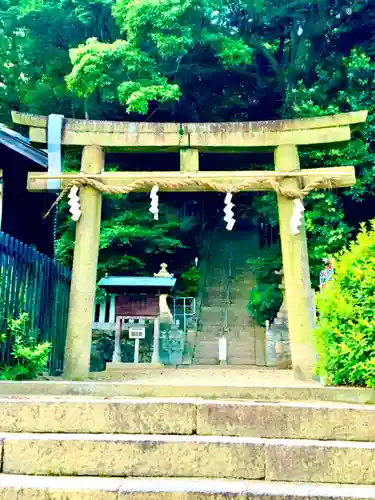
[[2, 433, 375, 483], [1, 397, 375, 440], [1, 476, 375, 500]]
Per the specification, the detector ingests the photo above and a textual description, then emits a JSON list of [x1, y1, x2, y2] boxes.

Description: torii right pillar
[[275, 145, 316, 380]]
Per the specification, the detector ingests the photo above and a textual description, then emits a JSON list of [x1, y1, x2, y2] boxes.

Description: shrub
[[179, 266, 200, 296], [0, 313, 51, 380], [247, 245, 283, 325], [247, 283, 283, 326], [315, 221, 375, 388]]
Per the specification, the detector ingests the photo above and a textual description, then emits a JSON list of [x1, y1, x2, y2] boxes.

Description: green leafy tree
[[288, 49, 375, 281], [2, 0, 375, 301], [252, 48, 375, 286], [0, 0, 119, 123], [66, 0, 369, 117]]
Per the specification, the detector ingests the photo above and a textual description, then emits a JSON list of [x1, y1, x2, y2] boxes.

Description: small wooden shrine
[[97, 264, 176, 365]]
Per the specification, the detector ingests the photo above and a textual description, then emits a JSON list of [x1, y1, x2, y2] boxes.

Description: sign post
[[129, 326, 146, 364]]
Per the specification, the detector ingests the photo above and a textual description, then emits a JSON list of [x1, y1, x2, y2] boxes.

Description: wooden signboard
[[115, 295, 159, 317]]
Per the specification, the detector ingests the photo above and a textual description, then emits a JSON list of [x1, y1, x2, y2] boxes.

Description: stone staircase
[[193, 228, 264, 365], [0, 381, 374, 498]]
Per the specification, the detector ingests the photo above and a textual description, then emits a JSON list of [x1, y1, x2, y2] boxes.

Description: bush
[[247, 246, 283, 325], [0, 313, 51, 380], [90, 331, 114, 372], [247, 284, 283, 326], [315, 221, 375, 388], [180, 266, 200, 296]]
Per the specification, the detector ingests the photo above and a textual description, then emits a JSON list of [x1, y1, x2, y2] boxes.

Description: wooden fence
[[0, 232, 71, 374]]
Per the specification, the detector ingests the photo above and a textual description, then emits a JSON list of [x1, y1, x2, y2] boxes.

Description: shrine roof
[[97, 276, 176, 289], [0, 124, 47, 167]]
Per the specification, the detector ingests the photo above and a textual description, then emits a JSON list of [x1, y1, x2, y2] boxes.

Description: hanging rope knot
[[43, 174, 341, 219]]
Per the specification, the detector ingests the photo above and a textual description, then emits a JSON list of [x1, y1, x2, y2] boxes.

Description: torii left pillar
[[64, 145, 104, 379]]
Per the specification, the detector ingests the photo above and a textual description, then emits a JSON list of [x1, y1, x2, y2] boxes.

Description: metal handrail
[[196, 222, 213, 329], [223, 238, 233, 333]]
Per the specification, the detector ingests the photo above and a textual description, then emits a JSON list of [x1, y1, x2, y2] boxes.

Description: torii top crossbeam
[[12, 110, 367, 149]]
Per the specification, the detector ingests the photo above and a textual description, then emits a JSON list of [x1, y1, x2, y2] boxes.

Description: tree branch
[[248, 38, 285, 86]]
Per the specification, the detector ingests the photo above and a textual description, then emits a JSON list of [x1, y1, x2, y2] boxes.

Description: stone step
[[228, 349, 255, 355], [194, 340, 219, 345], [228, 347, 254, 353], [2, 434, 263, 479], [197, 326, 223, 333], [192, 350, 218, 356], [202, 301, 226, 308], [228, 359, 256, 365], [1, 475, 374, 500], [192, 359, 218, 365], [200, 300, 225, 307], [192, 354, 218, 362], [228, 360, 255, 365], [193, 355, 218, 363], [228, 346, 254, 354], [199, 314, 223, 324], [0, 397, 375, 442], [2, 398, 375, 440], [195, 338, 254, 345], [0, 380, 374, 403], [2, 433, 375, 483]]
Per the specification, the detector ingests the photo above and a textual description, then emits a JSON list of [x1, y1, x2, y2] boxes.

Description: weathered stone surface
[[12, 110, 368, 133], [3, 397, 375, 440], [118, 478, 375, 499], [0, 475, 120, 500], [0, 375, 375, 403], [197, 401, 375, 441], [0, 380, 374, 403], [1, 476, 375, 500], [0, 398, 195, 434], [265, 439, 375, 484], [2, 434, 264, 479]]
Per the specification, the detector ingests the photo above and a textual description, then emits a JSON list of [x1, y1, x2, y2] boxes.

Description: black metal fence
[[0, 232, 71, 374]]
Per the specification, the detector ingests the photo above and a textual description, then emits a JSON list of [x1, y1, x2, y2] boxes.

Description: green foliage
[[90, 326, 153, 372], [315, 221, 375, 388], [90, 330, 114, 372], [2, 0, 375, 324], [286, 48, 375, 284], [179, 266, 200, 296], [66, 37, 181, 114], [304, 192, 352, 285], [253, 48, 375, 287], [247, 246, 283, 325], [247, 245, 282, 284], [0, 313, 51, 380], [56, 193, 196, 277], [0, 0, 119, 123], [248, 283, 283, 326]]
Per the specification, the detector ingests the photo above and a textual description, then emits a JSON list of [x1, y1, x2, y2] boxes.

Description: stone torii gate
[[12, 110, 367, 380]]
